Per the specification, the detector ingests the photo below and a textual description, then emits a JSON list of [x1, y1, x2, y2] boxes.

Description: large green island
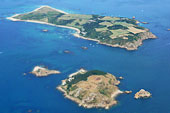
[[57, 69, 123, 109], [7, 6, 157, 50]]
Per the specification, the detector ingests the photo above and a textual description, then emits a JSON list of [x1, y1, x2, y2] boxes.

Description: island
[[42, 29, 48, 32], [30, 66, 60, 77], [134, 89, 152, 99], [57, 69, 124, 109], [7, 6, 157, 50]]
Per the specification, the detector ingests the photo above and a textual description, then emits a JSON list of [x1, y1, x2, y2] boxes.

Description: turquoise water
[[0, 0, 170, 113]]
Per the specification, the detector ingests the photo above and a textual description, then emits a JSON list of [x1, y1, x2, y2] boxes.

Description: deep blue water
[[0, 0, 170, 113]]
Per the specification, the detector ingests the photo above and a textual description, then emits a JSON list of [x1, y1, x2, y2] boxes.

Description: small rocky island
[[7, 6, 157, 50], [42, 29, 48, 32], [30, 66, 60, 77], [57, 69, 124, 109], [134, 89, 151, 99]]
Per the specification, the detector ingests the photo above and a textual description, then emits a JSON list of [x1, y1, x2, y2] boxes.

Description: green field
[[13, 6, 156, 50]]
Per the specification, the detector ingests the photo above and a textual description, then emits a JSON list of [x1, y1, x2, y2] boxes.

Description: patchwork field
[[11, 6, 157, 50]]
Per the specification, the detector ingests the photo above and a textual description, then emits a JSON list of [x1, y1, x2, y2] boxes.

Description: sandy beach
[[7, 16, 134, 50], [6, 9, 105, 48], [6, 5, 156, 51]]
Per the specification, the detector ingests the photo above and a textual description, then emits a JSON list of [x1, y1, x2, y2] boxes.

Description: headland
[[7, 6, 157, 50]]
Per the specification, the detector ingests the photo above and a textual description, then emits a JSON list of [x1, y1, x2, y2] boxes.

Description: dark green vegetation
[[17, 11, 63, 20], [66, 70, 107, 90], [13, 6, 156, 50], [134, 26, 146, 30], [115, 18, 137, 25], [57, 69, 121, 109], [108, 25, 128, 30]]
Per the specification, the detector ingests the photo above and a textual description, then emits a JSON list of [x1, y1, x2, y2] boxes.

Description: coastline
[[57, 86, 123, 109], [6, 5, 157, 51], [57, 69, 124, 109]]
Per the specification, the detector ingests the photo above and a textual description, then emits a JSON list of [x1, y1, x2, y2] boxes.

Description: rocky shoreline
[[7, 5, 157, 51], [57, 86, 123, 109], [134, 89, 152, 99], [57, 69, 126, 109], [30, 66, 60, 77], [74, 30, 157, 51]]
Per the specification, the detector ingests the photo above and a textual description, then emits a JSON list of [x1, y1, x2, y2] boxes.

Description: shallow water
[[0, 0, 170, 113]]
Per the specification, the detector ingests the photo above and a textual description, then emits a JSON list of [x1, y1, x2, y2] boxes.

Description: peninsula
[[57, 69, 124, 109], [7, 6, 157, 50]]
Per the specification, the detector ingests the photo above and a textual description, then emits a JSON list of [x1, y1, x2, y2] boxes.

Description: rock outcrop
[[81, 46, 88, 50], [8, 6, 157, 51], [121, 32, 157, 50], [118, 76, 124, 80], [42, 29, 48, 32], [30, 66, 60, 77], [134, 89, 151, 99], [124, 90, 132, 94], [57, 69, 124, 109]]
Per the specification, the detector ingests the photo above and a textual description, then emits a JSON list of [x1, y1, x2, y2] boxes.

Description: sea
[[0, 0, 170, 113]]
